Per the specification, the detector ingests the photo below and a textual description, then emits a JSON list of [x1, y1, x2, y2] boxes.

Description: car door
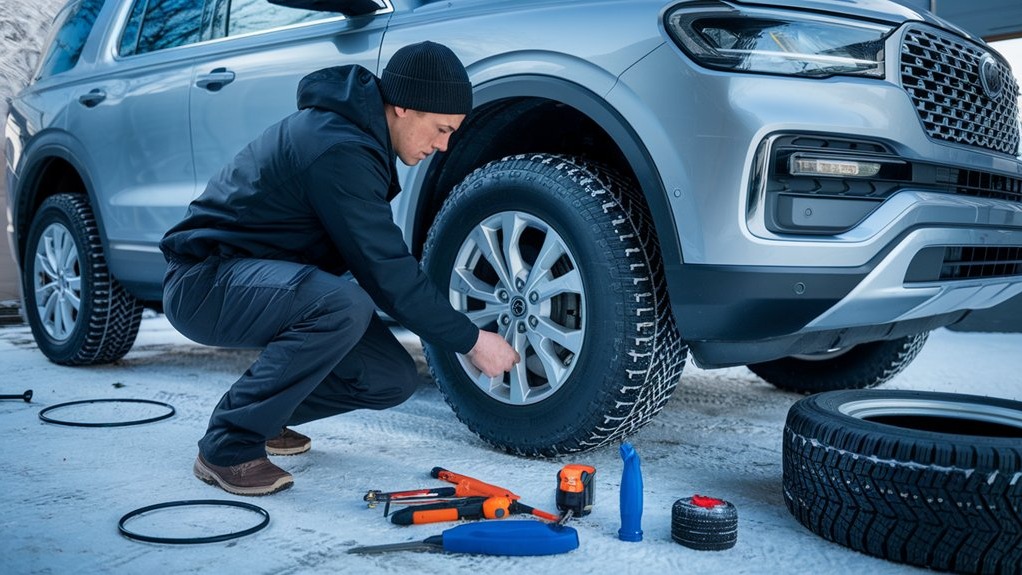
[[188, 0, 393, 191], [65, 0, 206, 290]]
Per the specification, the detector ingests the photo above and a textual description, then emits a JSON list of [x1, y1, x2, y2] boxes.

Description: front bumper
[[610, 24, 1022, 366], [668, 223, 1022, 367]]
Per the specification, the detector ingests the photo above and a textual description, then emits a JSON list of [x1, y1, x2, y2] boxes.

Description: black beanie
[[380, 41, 473, 115]]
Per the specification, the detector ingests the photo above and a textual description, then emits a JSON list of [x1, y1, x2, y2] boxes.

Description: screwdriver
[[347, 520, 579, 556]]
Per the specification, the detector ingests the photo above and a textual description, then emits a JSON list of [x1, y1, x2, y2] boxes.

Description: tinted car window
[[35, 0, 107, 79], [117, 0, 147, 56], [120, 0, 204, 56], [226, 0, 340, 37]]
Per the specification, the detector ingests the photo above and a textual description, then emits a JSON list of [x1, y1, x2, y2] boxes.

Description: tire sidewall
[[423, 161, 635, 448], [788, 389, 1022, 471], [23, 197, 95, 363], [784, 389, 1022, 572]]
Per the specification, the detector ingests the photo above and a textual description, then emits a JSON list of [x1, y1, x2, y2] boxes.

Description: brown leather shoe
[[266, 427, 311, 456], [193, 453, 293, 496]]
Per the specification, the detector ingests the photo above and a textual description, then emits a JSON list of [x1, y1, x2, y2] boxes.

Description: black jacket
[[160, 65, 478, 353]]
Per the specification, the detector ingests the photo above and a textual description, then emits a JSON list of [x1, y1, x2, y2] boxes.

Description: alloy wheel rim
[[449, 211, 586, 405], [33, 222, 82, 342], [839, 397, 1022, 434]]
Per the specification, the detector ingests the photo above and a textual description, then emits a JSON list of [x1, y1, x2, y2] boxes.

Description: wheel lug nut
[[529, 292, 538, 303], [528, 316, 538, 328], [498, 290, 509, 302], [515, 278, 525, 290], [516, 322, 526, 333], [501, 315, 510, 326]]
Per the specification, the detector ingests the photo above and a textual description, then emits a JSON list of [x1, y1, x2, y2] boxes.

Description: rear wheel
[[22, 194, 143, 365], [422, 154, 686, 456], [747, 332, 928, 394]]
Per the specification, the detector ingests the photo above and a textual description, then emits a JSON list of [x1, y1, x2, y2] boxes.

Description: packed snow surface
[[1, 315, 1019, 574]]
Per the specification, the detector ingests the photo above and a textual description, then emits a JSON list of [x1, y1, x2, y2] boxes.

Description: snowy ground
[[1, 316, 1019, 574]]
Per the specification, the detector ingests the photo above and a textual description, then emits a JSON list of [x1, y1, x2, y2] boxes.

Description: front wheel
[[748, 332, 929, 394], [22, 194, 142, 365], [422, 154, 686, 456]]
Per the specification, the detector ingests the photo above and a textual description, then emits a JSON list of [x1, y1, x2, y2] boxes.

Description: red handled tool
[[430, 467, 518, 499], [364, 487, 459, 509], [364, 467, 517, 509]]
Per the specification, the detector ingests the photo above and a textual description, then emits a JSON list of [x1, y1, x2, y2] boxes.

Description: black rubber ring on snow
[[39, 398, 175, 427], [119, 499, 270, 544]]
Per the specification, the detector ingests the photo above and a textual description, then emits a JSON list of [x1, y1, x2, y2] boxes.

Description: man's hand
[[466, 330, 521, 377]]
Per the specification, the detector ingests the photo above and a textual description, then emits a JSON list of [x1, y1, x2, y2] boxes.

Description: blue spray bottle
[[618, 442, 643, 541]]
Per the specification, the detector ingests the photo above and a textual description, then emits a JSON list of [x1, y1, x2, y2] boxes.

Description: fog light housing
[[790, 155, 882, 178], [775, 194, 883, 232]]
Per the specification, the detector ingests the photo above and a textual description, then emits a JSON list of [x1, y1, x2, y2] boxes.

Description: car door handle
[[78, 89, 106, 107], [195, 68, 236, 92]]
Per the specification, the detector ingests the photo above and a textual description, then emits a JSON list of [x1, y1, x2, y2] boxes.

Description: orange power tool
[[556, 464, 596, 524], [430, 467, 518, 499], [381, 467, 559, 525], [429, 467, 560, 522]]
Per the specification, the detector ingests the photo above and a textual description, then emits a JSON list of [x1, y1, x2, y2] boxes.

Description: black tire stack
[[671, 495, 738, 551]]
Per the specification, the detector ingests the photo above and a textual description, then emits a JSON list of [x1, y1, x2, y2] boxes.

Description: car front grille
[[906, 245, 1022, 283], [900, 25, 1020, 156], [939, 246, 1022, 281], [937, 167, 1022, 203]]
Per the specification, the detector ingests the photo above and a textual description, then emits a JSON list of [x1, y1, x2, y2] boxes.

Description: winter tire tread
[[783, 389, 1022, 574], [23, 194, 143, 365], [750, 332, 929, 394], [422, 154, 687, 456]]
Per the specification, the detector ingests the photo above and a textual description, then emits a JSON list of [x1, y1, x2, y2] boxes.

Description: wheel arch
[[11, 137, 106, 271], [406, 74, 682, 270]]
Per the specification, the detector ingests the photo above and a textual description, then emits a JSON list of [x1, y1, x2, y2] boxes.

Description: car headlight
[[665, 2, 893, 79]]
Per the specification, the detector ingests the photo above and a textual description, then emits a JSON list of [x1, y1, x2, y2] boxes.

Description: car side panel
[[189, 16, 390, 194], [65, 49, 197, 293]]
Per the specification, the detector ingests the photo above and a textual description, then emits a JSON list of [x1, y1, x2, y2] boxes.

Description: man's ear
[[393, 105, 410, 118]]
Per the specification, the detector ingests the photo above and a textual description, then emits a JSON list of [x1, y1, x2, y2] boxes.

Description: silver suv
[[6, 0, 1022, 455]]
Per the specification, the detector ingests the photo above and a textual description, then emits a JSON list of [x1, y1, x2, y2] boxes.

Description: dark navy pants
[[163, 257, 419, 466]]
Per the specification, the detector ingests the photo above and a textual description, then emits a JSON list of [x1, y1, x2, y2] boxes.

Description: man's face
[[388, 107, 465, 166]]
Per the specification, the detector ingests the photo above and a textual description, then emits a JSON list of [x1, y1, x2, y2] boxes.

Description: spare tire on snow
[[783, 389, 1022, 574]]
